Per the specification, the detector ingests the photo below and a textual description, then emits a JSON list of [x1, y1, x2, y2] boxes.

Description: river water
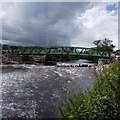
[[1, 60, 96, 118]]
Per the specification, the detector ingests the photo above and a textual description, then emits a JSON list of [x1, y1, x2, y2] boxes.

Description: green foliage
[[93, 38, 115, 55], [59, 60, 120, 119]]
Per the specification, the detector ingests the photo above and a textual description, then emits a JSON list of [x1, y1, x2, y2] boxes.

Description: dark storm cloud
[[2, 2, 89, 46]]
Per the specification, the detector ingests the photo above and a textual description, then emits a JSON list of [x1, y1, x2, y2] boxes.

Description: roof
[[116, 49, 120, 55]]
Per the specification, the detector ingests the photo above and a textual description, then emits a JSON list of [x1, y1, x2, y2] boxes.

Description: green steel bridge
[[5, 46, 110, 60]]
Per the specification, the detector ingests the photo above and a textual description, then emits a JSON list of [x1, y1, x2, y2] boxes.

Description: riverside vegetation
[[60, 60, 120, 119]]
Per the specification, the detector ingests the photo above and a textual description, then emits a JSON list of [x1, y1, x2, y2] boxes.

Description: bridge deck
[[2, 46, 110, 59]]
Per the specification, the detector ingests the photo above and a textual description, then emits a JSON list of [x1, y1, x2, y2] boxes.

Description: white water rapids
[[1, 61, 96, 118]]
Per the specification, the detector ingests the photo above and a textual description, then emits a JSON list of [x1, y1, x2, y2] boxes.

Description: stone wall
[[95, 59, 110, 75]]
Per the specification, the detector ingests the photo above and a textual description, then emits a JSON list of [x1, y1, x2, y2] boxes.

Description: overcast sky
[[1, 2, 118, 48]]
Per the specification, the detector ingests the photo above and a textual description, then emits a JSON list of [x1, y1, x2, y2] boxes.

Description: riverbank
[[60, 60, 120, 119]]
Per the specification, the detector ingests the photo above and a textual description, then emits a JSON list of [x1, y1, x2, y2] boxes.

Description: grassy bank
[[60, 60, 120, 119]]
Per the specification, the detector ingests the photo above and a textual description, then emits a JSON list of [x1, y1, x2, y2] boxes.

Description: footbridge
[[6, 46, 110, 60]]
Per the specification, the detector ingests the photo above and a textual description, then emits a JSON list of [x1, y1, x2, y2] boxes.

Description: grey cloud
[[2, 2, 89, 46]]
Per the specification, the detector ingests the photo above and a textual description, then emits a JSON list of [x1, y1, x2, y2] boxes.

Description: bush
[[59, 60, 120, 119]]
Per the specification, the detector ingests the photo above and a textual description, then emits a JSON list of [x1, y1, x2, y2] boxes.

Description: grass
[[59, 60, 120, 119]]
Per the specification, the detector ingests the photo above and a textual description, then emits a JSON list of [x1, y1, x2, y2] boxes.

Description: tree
[[93, 38, 115, 56]]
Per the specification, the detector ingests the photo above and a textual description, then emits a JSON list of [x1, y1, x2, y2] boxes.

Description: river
[[1, 60, 96, 118]]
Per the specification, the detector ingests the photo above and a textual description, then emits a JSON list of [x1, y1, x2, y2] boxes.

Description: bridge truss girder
[[15, 46, 109, 59], [3, 46, 110, 60]]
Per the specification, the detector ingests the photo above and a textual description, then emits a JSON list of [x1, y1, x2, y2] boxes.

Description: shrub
[[59, 60, 120, 119]]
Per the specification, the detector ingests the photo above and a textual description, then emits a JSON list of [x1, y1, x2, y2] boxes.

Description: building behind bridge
[[111, 49, 120, 60]]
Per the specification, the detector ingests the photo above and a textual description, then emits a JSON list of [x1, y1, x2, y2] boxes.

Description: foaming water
[[1, 64, 96, 118]]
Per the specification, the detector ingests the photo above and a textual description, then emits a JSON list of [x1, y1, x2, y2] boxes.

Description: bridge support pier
[[22, 55, 34, 63]]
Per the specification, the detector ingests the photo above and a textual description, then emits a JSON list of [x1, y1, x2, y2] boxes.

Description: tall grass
[[59, 60, 120, 119]]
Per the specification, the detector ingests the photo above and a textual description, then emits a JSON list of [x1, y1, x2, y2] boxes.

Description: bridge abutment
[[98, 58, 110, 65]]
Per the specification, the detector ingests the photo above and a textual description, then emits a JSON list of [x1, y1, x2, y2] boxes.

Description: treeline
[[46, 54, 80, 62]]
